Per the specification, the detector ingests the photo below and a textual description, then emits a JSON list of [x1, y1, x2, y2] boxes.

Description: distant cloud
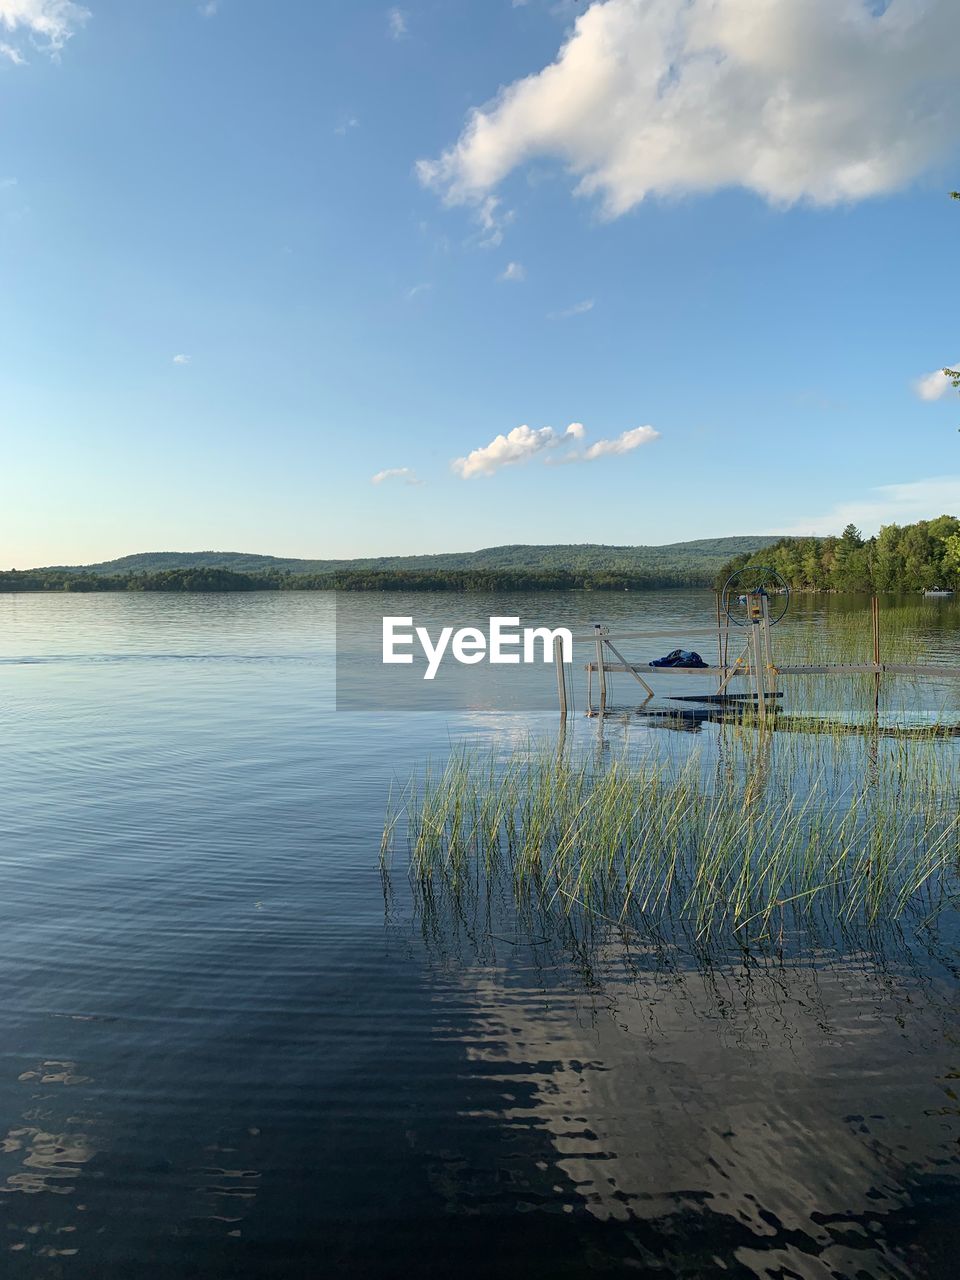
[[914, 363, 960, 402], [172, 353, 191, 365], [405, 282, 432, 300], [499, 261, 526, 282], [777, 476, 960, 537], [453, 425, 561, 478], [473, 195, 514, 249], [549, 299, 594, 320], [418, 0, 960, 223], [387, 7, 407, 39], [581, 425, 659, 460], [371, 467, 422, 486], [452, 420, 657, 478], [198, 0, 218, 16], [0, 0, 90, 61], [334, 114, 359, 136]]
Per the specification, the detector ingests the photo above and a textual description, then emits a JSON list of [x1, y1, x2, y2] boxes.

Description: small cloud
[[334, 114, 360, 136], [371, 467, 422, 486], [471, 194, 513, 249], [548, 299, 594, 319], [452, 420, 657, 478], [0, 0, 89, 63], [914, 363, 960, 402], [172, 353, 191, 365], [387, 7, 407, 39], [580, 425, 659, 460], [499, 261, 526, 282], [453, 424, 561, 478], [198, 0, 219, 15], [406, 282, 432, 300]]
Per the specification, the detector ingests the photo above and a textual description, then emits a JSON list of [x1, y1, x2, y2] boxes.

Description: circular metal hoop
[[721, 566, 790, 627]]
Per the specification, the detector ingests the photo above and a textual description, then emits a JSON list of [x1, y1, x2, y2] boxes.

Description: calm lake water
[[1, 589, 960, 1279]]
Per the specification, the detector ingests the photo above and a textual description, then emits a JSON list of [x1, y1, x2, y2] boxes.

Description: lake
[[1, 589, 959, 1278]]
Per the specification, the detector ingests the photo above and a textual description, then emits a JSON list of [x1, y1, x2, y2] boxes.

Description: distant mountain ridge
[[47, 538, 782, 577]]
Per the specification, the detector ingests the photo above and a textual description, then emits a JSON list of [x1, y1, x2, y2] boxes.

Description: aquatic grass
[[382, 733, 960, 946]]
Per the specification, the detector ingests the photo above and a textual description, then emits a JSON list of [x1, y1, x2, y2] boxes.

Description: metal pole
[[747, 593, 766, 724], [760, 593, 776, 699], [594, 624, 607, 717], [554, 634, 568, 718], [751, 620, 766, 724], [603, 638, 655, 698], [872, 595, 881, 718]]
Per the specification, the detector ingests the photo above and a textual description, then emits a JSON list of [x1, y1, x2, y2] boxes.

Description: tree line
[[0, 566, 712, 593], [716, 517, 960, 593], [4, 517, 958, 593]]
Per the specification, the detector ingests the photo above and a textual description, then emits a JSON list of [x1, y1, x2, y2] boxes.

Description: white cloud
[[387, 7, 407, 39], [548, 298, 594, 319], [777, 476, 960, 537], [406, 281, 432, 299], [371, 466, 422, 486], [172, 353, 191, 365], [499, 261, 526, 282], [453, 424, 560, 478], [334, 114, 360, 136], [914, 363, 960, 401], [452, 420, 658, 478], [473, 194, 514, 248], [419, 0, 960, 220], [0, 0, 89, 61], [581, 425, 659, 459]]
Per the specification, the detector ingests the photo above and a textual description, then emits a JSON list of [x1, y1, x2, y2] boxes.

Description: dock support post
[[554, 634, 568, 718], [751, 621, 766, 723], [760, 594, 776, 700], [746, 593, 767, 724], [872, 595, 881, 718], [594, 624, 607, 717]]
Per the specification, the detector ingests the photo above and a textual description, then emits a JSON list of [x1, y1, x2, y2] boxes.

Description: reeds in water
[[382, 732, 960, 944]]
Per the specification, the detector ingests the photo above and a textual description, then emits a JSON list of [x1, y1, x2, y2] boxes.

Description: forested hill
[[4, 525, 957, 592], [43, 538, 779, 578], [0, 537, 783, 593]]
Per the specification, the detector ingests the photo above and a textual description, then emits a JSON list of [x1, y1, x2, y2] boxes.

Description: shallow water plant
[[382, 733, 960, 945]]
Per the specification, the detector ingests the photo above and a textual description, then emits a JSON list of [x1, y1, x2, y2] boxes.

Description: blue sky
[[2, 0, 958, 566]]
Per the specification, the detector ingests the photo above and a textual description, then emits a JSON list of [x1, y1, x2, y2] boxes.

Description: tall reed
[[382, 733, 960, 945]]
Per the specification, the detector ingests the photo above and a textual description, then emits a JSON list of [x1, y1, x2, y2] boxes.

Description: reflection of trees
[[384, 862, 960, 1276]]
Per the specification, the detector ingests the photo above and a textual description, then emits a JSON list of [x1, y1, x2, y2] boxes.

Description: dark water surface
[[2, 591, 960, 1278]]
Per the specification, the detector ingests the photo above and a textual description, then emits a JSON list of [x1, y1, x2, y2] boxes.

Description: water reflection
[[384, 708, 960, 1278], [389, 881, 960, 1277]]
